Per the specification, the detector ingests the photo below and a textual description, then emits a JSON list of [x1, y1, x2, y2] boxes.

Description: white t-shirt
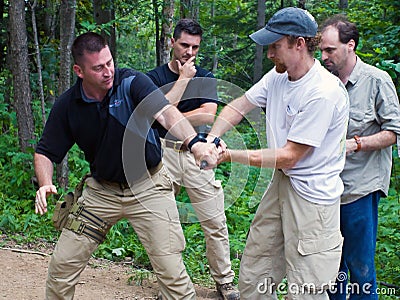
[[246, 60, 349, 204]]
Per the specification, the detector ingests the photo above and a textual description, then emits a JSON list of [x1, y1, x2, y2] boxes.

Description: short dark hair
[[321, 14, 359, 50], [173, 19, 203, 40], [71, 32, 108, 65]]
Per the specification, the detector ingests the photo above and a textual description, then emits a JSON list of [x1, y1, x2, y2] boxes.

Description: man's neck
[[82, 82, 107, 102], [288, 57, 315, 81], [168, 60, 179, 74]]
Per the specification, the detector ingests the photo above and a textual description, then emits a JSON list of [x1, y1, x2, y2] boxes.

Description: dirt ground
[[0, 238, 219, 300]]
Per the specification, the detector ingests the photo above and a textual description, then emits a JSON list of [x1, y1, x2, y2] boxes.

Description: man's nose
[[104, 65, 112, 76], [267, 47, 274, 59]]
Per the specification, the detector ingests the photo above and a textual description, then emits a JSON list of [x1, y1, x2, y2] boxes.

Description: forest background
[[0, 0, 399, 298]]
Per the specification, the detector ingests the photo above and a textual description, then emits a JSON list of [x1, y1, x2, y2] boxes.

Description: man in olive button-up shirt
[[320, 15, 400, 299]]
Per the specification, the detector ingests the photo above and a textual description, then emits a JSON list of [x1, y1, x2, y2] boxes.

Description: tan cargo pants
[[239, 170, 343, 300], [46, 166, 195, 300], [161, 139, 235, 285]]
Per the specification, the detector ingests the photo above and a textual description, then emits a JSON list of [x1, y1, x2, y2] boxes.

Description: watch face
[[188, 133, 207, 151]]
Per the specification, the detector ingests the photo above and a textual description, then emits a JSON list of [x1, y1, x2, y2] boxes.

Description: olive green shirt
[[341, 57, 400, 204]]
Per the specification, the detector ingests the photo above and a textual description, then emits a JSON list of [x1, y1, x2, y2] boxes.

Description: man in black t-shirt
[[34, 32, 219, 300], [147, 19, 240, 300]]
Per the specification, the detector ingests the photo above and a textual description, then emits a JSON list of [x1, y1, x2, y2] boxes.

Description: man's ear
[[296, 37, 306, 49], [73, 64, 83, 78], [348, 39, 356, 52]]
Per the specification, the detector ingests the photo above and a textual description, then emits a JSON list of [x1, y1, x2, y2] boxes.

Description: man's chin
[[275, 64, 287, 74]]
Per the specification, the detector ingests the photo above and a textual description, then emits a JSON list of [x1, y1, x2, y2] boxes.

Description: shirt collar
[[347, 56, 363, 86], [76, 74, 116, 103]]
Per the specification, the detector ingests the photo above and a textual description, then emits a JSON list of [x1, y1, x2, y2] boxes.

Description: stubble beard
[[275, 62, 287, 74], [270, 57, 287, 73]]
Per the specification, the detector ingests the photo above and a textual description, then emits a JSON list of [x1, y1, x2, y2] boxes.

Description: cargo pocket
[[298, 231, 343, 256], [294, 231, 343, 289]]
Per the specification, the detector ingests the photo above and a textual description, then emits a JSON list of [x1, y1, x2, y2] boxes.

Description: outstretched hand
[[35, 184, 57, 215]]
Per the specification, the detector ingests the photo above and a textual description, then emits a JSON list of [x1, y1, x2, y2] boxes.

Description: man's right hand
[[191, 141, 218, 170], [35, 184, 57, 215], [177, 56, 197, 79]]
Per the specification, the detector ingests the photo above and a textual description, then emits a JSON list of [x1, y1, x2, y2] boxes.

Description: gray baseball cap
[[250, 7, 318, 46]]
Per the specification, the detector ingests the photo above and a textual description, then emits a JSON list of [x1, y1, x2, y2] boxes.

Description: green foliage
[[0, 125, 56, 240], [95, 219, 150, 268], [1, 0, 400, 292], [376, 196, 400, 288], [127, 268, 154, 286]]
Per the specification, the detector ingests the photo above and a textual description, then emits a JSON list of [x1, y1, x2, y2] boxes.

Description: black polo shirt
[[36, 68, 169, 183]]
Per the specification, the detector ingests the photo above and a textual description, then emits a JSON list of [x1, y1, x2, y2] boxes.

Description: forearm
[[34, 153, 54, 186], [182, 103, 217, 127], [221, 141, 311, 169], [226, 149, 276, 168], [156, 105, 197, 144], [165, 79, 191, 106], [347, 130, 396, 153], [209, 105, 244, 138], [209, 95, 254, 138]]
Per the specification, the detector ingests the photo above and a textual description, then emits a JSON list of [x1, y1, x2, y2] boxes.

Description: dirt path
[[0, 243, 218, 300]]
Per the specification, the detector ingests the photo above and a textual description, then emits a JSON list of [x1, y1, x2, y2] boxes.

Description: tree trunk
[[160, 0, 174, 65], [0, 0, 6, 71], [253, 0, 266, 83], [93, 0, 117, 64], [180, 0, 200, 20], [211, 0, 218, 73], [30, 0, 46, 127], [8, 0, 35, 153], [44, 0, 58, 105], [56, 0, 76, 189], [153, 0, 161, 66], [44, 0, 57, 38]]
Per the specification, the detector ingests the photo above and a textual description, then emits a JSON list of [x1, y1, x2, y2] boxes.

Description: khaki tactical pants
[[46, 166, 195, 300], [161, 139, 235, 285], [239, 170, 343, 300]]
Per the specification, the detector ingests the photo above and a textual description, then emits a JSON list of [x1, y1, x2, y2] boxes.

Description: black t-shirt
[[146, 64, 218, 138], [36, 68, 169, 183]]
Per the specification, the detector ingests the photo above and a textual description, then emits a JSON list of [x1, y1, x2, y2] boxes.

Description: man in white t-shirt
[[207, 7, 349, 299]]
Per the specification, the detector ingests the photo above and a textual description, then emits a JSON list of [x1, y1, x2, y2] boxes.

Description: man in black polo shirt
[[34, 32, 218, 299], [147, 19, 239, 300]]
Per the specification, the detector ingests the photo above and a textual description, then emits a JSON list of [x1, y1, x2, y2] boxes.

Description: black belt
[[98, 162, 163, 189], [164, 139, 188, 152]]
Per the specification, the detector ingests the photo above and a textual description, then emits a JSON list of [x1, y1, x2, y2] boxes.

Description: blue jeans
[[328, 192, 380, 300]]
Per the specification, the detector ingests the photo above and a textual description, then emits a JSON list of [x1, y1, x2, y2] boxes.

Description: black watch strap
[[188, 133, 207, 152]]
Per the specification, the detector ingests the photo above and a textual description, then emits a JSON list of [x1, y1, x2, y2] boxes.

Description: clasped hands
[[190, 136, 230, 170]]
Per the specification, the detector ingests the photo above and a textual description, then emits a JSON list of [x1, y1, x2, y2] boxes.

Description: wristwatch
[[188, 133, 208, 152]]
